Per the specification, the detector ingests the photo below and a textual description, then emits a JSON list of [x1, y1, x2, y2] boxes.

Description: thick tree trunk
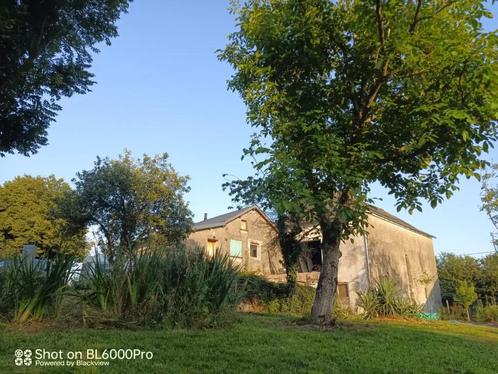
[[311, 221, 342, 324]]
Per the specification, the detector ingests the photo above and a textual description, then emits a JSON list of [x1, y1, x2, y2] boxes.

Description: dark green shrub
[[357, 277, 422, 319], [238, 274, 353, 318], [238, 273, 290, 303], [476, 303, 498, 322], [0, 255, 76, 323], [265, 284, 316, 316], [440, 303, 468, 321]]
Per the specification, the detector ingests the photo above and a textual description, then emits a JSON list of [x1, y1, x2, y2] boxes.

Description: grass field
[[1, 314, 497, 373]]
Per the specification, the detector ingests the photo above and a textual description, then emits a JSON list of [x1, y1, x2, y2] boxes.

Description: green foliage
[[356, 288, 380, 320], [78, 247, 239, 328], [0, 255, 76, 323], [0, 0, 130, 156], [238, 273, 290, 302], [238, 274, 352, 318], [479, 253, 498, 301], [265, 284, 316, 316], [0, 176, 87, 258], [436, 252, 481, 302], [455, 281, 478, 311], [220, 0, 498, 322], [476, 303, 498, 322], [220, 0, 498, 240], [56, 151, 193, 261], [440, 303, 469, 321], [357, 277, 422, 319], [437, 252, 498, 304]]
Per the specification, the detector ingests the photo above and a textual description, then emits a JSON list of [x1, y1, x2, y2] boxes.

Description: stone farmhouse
[[187, 205, 442, 312]]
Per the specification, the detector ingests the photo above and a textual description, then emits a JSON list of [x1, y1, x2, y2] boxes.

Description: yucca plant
[[356, 276, 422, 319], [357, 289, 381, 319], [375, 277, 400, 317]]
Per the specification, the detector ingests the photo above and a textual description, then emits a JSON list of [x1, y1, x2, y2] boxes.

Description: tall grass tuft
[[78, 247, 240, 328], [0, 255, 76, 323]]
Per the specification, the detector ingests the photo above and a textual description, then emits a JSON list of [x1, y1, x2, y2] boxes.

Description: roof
[[193, 204, 434, 239], [367, 205, 435, 239], [192, 205, 275, 231]]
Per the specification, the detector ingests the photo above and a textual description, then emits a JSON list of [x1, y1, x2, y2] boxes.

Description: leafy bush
[[476, 303, 498, 322], [238, 273, 290, 302], [440, 303, 469, 321], [238, 274, 353, 319], [357, 277, 422, 319], [0, 255, 76, 323], [437, 252, 498, 304], [455, 281, 478, 321], [78, 247, 239, 328], [265, 284, 316, 316]]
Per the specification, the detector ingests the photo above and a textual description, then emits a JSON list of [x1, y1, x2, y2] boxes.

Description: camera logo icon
[[14, 349, 32, 366]]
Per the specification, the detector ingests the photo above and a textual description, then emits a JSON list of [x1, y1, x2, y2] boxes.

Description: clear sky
[[1, 1, 497, 258]]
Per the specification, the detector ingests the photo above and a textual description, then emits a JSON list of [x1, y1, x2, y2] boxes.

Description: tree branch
[[414, 1, 459, 27], [409, 0, 422, 33], [375, 0, 385, 46]]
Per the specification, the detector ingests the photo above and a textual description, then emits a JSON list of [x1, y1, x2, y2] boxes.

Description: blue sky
[[1, 1, 497, 257]]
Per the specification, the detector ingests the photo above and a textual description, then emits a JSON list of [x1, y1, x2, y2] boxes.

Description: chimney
[[204, 213, 208, 221]]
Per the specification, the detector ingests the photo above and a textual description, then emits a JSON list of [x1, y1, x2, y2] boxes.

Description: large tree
[[57, 151, 193, 261], [0, 0, 130, 156], [220, 0, 498, 323], [0, 175, 87, 258]]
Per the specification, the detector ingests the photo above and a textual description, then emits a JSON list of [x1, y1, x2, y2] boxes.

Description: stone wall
[[365, 214, 442, 312]]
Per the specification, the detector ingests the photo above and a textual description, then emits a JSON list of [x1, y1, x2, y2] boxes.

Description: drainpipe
[[363, 234, 371, 288]]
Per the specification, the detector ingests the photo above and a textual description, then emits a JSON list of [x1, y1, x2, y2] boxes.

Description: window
[[249, 242, 260, 258], [229, 239, 242, 257], [240, 219, 247, 231], [206, 239, 218, 257]]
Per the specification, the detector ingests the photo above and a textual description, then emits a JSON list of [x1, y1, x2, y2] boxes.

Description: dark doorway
[[298, 240, 322, 272]]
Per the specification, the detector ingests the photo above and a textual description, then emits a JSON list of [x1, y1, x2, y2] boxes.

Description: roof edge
[[192, 205, 277, 232], [368, 210, 435, 239]]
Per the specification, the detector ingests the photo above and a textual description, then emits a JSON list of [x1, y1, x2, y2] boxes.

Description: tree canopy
[[437, 252, 498, 304], [0, 0, 130, 156], [56, 151, 193, 260], [0, 175, 87, 258], [220, 0, 498, 323]]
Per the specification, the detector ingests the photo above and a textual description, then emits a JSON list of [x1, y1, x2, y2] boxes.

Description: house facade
[[187, 206, 284, 275], [188, 205, 442, 312]]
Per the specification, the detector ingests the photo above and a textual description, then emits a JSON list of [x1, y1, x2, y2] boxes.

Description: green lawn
[[1, 314, 497, 373]]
